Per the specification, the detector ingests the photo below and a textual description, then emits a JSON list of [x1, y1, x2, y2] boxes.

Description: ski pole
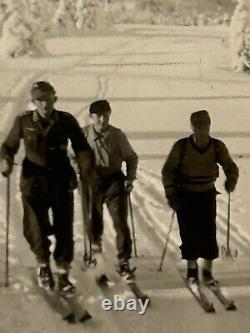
[[87, 184, 96, 267], [128, 194, 138, 258], [157, 210, 175, 272], [80, 181, 96, 268], [221, 192, 238, 259], [226, 192, 231, 252], [5, 176, 10, 287]]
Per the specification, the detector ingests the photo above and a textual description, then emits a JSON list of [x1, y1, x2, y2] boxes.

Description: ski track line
[[136, 171, 167, 207], [72, 35, 156, 121], [131, 190, 179, 255], [132, 186, 179, 246], [133, 174, 181, 244], [48, 38, 140, 121]]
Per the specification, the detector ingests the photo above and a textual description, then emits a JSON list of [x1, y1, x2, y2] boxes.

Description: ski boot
[[202, 268, 219, 287], [58, 272, 75, 298], [116, 261, 136, 282], [186, 266, 199, 289], [37, 264, 55, 290]]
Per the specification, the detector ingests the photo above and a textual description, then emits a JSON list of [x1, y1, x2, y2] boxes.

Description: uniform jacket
[[0, 109, 91, 186]]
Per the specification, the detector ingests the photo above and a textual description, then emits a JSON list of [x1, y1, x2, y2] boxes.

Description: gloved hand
[[0, 159, 12, 177], [225, 179, 236, 193], [164, 186, 180, 211], [124, 180, 133, 193]]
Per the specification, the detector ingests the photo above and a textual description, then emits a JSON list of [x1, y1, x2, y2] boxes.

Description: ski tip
[[226, 303, 237, 311], [79, 311, 92, 323], [63, 313, 76, 324], [96, 274, 109, 285], [141, 296, 151, 306], [206, 305, 216, 313]]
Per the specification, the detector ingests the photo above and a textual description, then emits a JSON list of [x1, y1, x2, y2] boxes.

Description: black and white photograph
[[0, 1, 249, 332]]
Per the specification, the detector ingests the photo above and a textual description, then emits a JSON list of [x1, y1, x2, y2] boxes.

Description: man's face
[[91, 111, 111, 132], [32, 92, 56, 117], [191, 121, 210, 137]]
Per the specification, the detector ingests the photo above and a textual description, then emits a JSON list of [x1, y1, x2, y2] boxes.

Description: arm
[[0, 115, 22, 176], [119, 130, 138, 182], [216, 140, 239, 192], [161, 141, 182, 210], [161, 141, 182, 190], [66, 115, 95, 182]]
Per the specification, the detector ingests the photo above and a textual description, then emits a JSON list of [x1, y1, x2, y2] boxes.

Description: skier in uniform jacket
[[82, 100, 138, 279], [0, 81, 93, 295], [161, 110, 239, 287]]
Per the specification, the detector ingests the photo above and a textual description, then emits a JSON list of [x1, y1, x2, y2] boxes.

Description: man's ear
[[54, 96, 58, 103]]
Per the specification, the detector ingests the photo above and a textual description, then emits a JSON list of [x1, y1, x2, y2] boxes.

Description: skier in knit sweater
[[161, 110, 239, 287]]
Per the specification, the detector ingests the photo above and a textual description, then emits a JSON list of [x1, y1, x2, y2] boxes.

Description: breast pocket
[[24, 128, 41, 150]]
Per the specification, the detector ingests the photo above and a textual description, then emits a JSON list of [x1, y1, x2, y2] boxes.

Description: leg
[[91, 191, 104, 247], [202, 259, 217, 285], [200, 190, 219, 261], [20, 174, 55, 289], [105, 183, 132, 263], [51, 188, 77, 295], [22, 194, 51, 265], [186, 260, 198, 282], [176, 192, 200, 261], [203, 259, 213, 272], [51, 189, 74, 271]]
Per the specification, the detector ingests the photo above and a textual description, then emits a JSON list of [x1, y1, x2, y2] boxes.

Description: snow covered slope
[[0, 25, 250, 333]]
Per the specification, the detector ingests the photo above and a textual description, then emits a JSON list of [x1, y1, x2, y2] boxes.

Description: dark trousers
[[176, 188, 219, 261], [90, 173, 132, 262], [20, 173, 74, 269]]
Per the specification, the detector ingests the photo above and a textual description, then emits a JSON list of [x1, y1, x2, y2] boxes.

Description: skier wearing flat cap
[[0, 81, 94, 296], [82, 99, 138, 280], [161, 110, 239, 287]]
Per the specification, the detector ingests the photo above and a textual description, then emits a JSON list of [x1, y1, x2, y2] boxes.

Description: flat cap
[[190, 110, 211, 124], [89, 100, 111, 115], [31, 81, 56, 99]]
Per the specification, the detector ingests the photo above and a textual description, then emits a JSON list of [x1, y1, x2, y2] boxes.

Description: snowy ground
[[0, 25, 250, 333]]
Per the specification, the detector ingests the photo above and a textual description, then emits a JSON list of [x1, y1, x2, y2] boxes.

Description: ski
[[96, 273, 115, 288], [175, 267, 215, 313], [184, 279, 216, 313], [205, 281, 237, 311], [96, 273, 150, 306], [58, 280, 92, 323], [29, 267, 75, 323], [29, 268, 92, 323], [86, 251, 150, 305], [125, 280, 150, 305]]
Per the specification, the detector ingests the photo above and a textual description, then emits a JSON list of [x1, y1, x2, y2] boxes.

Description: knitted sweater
[[162, 136, 239, 192]]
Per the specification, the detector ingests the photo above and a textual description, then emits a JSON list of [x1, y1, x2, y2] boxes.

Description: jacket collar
[[32, 109, 59, 123], [87, 124, 112, 142]]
